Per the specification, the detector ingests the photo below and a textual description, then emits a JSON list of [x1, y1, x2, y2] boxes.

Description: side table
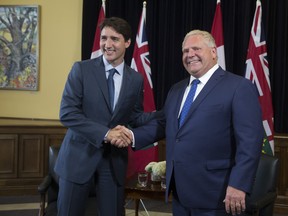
[[125, 176, 169, 216]]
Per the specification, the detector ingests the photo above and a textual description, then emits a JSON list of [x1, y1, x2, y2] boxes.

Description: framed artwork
[[0, 5, 39, 91]]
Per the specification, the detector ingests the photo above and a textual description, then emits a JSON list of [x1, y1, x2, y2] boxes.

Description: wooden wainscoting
[[0, 118, 66, 196], [274, 134, 288, 214], [0, 118, 287, 214]]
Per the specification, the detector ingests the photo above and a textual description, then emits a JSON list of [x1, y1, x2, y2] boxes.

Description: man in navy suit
[[124, 30, 264, 215], [54, 17, 157, 216]]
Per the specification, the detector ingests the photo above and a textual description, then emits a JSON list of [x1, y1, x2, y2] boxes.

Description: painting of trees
[[0, 5, 39, 90]]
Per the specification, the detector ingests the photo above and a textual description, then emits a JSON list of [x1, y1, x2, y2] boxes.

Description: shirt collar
[[189, 64, 219, 85], [102, 56, 125, 75]]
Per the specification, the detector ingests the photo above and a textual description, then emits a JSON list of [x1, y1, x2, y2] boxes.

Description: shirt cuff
[[130, 130, 135, 148], [103, 130, 110, 143]]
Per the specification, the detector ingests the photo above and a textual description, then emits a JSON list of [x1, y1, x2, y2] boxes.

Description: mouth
[[187, 59, 200, 65], [104, 48, 115, 55]]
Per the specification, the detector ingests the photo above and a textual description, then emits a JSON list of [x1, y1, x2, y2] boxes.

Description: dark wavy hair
[[99, 17, 132, 42]]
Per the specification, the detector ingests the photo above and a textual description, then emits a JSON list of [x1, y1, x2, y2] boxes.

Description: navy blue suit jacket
[[55, 56, 154, 186], [133, 67, 263, 209]]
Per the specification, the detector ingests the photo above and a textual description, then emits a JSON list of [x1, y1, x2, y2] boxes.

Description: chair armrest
[[246, 192, 277, 212], [38, 175, 52, 194]]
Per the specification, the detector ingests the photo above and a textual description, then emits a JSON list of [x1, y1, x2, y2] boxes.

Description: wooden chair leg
[[135, 199, 140, 216], [38, 194, 46, 216]]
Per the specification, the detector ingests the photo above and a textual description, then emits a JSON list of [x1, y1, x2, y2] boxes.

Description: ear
[[125, 39, 131, 48], [211, 47, 217, 59]]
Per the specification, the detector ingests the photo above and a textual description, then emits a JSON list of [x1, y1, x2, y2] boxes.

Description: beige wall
[[0, 0, 83, 119]]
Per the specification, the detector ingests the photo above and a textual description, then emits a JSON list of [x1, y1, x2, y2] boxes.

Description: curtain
[[82, 0, 288, 133]]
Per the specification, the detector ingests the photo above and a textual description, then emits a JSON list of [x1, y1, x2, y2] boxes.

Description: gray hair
[[182, 30, 216, 48]]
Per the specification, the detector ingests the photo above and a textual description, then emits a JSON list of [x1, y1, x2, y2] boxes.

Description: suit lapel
[[112, 64, 132, 117], [92, 58, 112, 113], [174, 79, 189, 131], [178, 68, 225, 129]]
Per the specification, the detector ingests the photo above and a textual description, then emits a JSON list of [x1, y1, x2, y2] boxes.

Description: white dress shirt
[[178, 64, 219, 117], [103, 57, 124, 110]]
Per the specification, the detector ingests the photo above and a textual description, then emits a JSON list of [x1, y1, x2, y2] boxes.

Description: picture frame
[[0, 5, 40, 91]]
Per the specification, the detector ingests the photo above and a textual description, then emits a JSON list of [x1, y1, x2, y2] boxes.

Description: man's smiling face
[[182, 34, 217, 78]]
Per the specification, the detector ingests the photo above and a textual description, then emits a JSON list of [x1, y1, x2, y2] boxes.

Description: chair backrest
[[47, 145, 96, 199], [46, 145, 61, 204], [49, 145, 60, 184], [43, 146, 97, 214], [246, 153, 279, 204]]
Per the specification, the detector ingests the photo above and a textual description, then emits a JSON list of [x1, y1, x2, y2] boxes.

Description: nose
[[105, 38, 113, 48], [187, 48, 196, 57]]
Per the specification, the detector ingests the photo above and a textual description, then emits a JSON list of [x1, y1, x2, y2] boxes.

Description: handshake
[[106, 125, 133, 148]]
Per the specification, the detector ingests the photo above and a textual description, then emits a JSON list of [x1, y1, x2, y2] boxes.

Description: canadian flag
[[127, 1, 158, 179], [211, 0, 226, 70], [245, 0, 274, 155], [90, 0, 105, 59]]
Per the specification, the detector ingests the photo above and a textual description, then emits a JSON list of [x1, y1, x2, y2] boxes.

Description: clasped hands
[[106, 125, 133, 148]]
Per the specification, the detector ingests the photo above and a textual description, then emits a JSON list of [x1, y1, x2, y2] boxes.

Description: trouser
[[57, 156, 125, 216]]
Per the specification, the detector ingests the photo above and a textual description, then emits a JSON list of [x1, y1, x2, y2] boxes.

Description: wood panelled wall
[[0, 118, 66, 195], [0, 118, 287, 213], [274, 134, 288, 214]]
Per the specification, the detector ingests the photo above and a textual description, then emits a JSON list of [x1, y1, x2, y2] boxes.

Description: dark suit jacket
[[55, 56, 154, 186], [133, 67, 263, 209]]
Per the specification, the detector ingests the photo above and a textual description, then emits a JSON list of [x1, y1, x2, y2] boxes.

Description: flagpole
[[101, 0, 106, 12], [143, 1, 147, 26]]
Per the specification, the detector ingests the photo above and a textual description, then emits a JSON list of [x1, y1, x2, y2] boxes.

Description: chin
[[104, 55, 115, 61]]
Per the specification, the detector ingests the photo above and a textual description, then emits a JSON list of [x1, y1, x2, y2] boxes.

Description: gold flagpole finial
[[143, 1, 147, 8]]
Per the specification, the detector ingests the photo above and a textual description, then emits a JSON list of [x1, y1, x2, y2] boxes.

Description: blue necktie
[[178, 79, 200, 127], [107, 68, 117, 111]]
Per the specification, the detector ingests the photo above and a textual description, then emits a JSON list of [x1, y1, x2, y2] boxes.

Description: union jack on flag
[[131, 2, 155, 111], [127, 1, 158, 179], [245, 0, 274, 155]]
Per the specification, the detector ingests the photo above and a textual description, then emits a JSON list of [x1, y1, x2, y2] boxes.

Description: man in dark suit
[[126, 30, 264, 215], [54, 17, 157, 216]]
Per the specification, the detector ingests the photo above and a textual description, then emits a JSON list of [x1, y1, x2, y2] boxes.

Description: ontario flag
[[245, 0, 274, 155], [211, 0, 226, 70], [90, 0, 105, 59], [127, 1, 158, 179]]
